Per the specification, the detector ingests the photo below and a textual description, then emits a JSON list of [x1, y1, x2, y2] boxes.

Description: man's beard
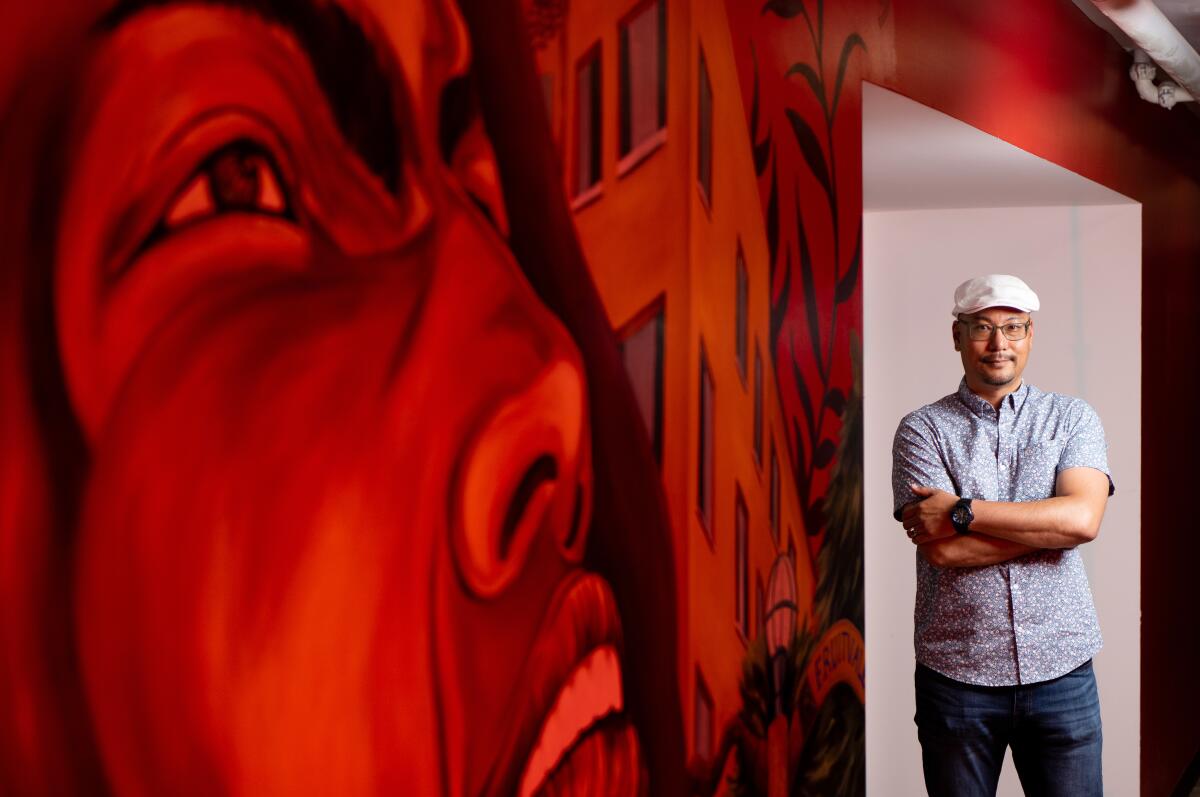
[[979, 358, 1015, 386]]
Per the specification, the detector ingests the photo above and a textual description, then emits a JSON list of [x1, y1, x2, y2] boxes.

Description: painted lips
[[518, 645, 635, 797], [488, 573, 641, 797], [523, 715, 640, 796]]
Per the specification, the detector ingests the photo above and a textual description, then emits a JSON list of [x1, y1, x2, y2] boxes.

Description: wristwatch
[[950, 497, 974, 535]]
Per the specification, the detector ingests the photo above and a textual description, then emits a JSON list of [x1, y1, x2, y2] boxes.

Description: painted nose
[[451, 359, 591, 597]]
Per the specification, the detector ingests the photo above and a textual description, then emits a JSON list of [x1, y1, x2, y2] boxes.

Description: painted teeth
[[518, 645, 623, 797]]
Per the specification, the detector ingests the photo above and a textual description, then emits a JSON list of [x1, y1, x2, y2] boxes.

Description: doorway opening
[[861, 81, 1142, 797]]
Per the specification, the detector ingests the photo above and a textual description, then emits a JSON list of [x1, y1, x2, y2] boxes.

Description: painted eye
[[164, 140, 291, 229]]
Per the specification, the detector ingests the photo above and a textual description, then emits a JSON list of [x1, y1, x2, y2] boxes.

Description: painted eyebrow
[[98, 0, 402, 193]]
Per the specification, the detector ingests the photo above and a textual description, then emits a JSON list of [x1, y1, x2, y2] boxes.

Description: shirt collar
[[956, 377, 1030, 418]]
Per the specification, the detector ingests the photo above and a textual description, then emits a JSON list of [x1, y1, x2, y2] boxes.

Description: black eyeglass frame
[[957, 319, 1032, 342]]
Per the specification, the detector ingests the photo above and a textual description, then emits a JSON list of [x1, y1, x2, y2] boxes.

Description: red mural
[[0, 0, 869, 794], [725, 0, 866, 563], [0, 0, 682, 793], [688, 2, 875, 794]]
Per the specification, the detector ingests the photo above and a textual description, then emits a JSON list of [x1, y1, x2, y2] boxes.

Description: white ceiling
[[861, 83, 1135, 211]]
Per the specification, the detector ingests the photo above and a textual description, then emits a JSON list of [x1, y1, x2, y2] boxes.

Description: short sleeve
[[892, 413, 957, 521], [1058, 401, 1115, 496]]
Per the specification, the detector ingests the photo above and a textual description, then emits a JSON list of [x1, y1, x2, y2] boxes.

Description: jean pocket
[[1034, 661, 1102, 729], [915, 666, 1007, 737]]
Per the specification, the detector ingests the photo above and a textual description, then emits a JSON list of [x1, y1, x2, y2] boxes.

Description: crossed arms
[[900, 467, 1111, 568]]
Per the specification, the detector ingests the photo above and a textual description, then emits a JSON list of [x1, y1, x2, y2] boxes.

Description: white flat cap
[[952, 274, 1040, 317]]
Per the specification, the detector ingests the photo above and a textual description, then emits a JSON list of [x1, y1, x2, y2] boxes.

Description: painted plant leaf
[[766, 165, 780, 273], [825, 387, 846, 417], [754, 134, 772, 177], [831, 33, 866, 119], [785, 108, 834, 212], [770, 246, 791, 359], [795, 187, 825, 380], [835, 223, 862, 305], [761, 0, 810, 21], [813, 438, 836, 469], [785, 61, 827, 115], [791, 417, 812, 516], [791, 335, 817, 445]]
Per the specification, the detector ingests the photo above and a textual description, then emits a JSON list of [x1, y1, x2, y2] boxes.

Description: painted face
[[5, 0, 644, 793], [953, 307, 1034, 391]]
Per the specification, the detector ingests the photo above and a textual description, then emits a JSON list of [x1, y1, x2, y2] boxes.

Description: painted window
[[575, 46, 602, 195], [698, 343, 715, 535], [756, 571, 767, 639], [619, 303, 665, 464], [618, 0, 666, 158], [697, 49, 713, 203], [735, 485, 749, 637], [735, 246, 748, 380], [753, 343, 763, 465], [694, 669, 714, 761]]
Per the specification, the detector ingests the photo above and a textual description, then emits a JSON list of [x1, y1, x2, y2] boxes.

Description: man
[[892, 274, 1113, 797], [0, 1, 684, 794]]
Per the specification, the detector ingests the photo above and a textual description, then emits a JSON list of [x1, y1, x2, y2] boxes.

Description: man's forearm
[[901, 469, 1109, 555], [969, 496, 1100, 548], [919, 533, 1040, 568]]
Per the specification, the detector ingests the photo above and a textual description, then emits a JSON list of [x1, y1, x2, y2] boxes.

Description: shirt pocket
[[1015, 439, 1064, 500]]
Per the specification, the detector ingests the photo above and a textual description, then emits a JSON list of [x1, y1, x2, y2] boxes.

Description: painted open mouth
[[518, 646, 639, 796], [486, 573, 641, 797]]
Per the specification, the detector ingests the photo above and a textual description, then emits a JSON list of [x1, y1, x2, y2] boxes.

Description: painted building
[[530, 0, 818, 771]]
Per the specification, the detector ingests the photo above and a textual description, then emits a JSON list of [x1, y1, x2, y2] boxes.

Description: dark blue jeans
[[914, 660, 1102, 797]]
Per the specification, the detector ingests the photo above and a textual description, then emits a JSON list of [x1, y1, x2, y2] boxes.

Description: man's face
[[6, 0, 645, 793], [953, 307, 1034, 390]]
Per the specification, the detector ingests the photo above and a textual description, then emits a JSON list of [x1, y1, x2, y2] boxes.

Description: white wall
[[863, 205, 1141, 796]]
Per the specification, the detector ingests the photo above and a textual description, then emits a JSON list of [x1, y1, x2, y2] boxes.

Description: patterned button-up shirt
[[891, 379, 1113, 686]]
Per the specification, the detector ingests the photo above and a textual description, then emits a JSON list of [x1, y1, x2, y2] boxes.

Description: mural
[[0, 0, 878, 794]]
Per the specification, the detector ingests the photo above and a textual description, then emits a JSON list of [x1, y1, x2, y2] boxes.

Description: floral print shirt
[[892, 379, 1113, 686]]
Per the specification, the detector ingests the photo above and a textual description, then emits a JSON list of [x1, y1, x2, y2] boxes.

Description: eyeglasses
[[960, 321, 1031, 341]]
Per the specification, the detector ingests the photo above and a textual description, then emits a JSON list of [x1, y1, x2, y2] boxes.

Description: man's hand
[[901, 484, 958, 545]]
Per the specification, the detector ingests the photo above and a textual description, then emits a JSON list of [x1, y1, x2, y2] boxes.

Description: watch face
[[951, 503, 971, 532]]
